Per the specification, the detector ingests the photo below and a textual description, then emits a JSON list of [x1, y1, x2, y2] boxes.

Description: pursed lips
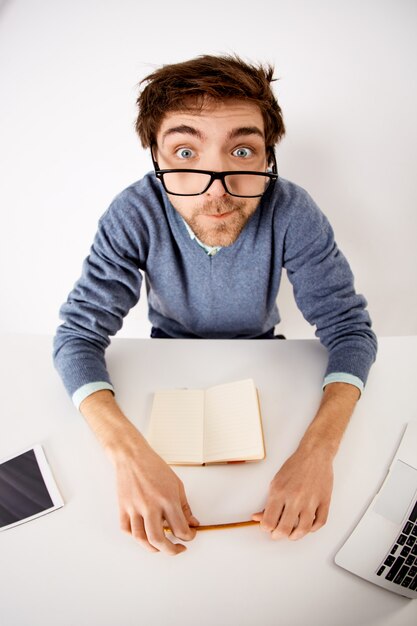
[[203, 211, 235, 219]]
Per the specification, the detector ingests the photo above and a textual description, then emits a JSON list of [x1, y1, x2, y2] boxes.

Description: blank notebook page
[[203, 379, 263, 463], [148, 389, 204, 464]]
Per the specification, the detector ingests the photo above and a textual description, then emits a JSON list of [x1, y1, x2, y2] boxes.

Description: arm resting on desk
[[252, 381, 359, 541], [80, 390, 199, 556]]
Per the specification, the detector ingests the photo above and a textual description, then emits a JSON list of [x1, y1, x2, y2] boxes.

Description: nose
[[206, 177, 227, 198]]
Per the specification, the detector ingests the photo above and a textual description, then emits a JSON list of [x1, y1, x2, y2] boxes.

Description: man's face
[[154, 100, 268, 247]]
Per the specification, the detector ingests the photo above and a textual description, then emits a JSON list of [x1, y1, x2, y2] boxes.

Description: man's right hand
[[80, 390, 199, 556], [111, 434, 200, 555]]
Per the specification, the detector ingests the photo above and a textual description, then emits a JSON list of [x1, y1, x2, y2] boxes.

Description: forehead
[[157, 100, 265, 143]]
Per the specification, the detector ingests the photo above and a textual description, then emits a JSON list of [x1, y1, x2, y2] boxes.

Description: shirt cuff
[[322, 372, 364, 396], [72, 382, 115, 411]]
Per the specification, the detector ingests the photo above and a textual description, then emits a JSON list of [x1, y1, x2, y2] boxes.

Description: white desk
[[1, 334, 416, 626]]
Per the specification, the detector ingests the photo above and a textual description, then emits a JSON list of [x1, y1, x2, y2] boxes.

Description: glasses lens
[[162, 172, 211, 195], [224, 174, 271, 197]]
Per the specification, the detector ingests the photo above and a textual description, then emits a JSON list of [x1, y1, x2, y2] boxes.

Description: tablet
[[0, 444, 64, 531]]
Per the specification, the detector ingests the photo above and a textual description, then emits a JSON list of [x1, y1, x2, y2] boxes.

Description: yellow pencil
[[164, 520, 260, 533]]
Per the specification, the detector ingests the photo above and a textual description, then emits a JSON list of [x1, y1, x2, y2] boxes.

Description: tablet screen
[[0, 446, 64, 531]]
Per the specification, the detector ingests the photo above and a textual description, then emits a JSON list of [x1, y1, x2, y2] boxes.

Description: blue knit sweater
[[53, 172, 377, 406]]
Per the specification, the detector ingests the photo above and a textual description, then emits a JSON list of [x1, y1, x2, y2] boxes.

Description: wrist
[[107, 427, 155, 470], [298, 382, 360, 459], [297, 433, 338, 461], [80, 389, 151, 461], [322, 381, 361, 403]]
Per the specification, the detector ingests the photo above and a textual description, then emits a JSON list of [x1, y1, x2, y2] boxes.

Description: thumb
[[182, 502, 200, 527], [179, 485, 200, 527], [251, 511, 264, 522]]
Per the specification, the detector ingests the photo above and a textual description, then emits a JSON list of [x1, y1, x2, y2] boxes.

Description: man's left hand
[[252, 446, 334, 540]]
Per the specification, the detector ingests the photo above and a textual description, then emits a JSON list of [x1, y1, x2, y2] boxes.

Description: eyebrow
[[161, 125, 264, 144], [162, 125, 203, 143], [228, 126, 264, 141]]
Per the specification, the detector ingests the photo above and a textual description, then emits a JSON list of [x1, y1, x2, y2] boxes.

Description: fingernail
[[190, 516, 200, 525]]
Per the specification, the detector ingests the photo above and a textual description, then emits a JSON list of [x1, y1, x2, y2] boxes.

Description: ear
[[150, 144, 160, 169], [266, 146, 277, 174], [266, 147, 273, 172]]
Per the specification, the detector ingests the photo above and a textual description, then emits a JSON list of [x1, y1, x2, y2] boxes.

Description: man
[[53, 54, 377, 557]]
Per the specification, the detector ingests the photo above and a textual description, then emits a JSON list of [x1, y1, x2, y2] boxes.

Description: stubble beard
[[175, 196, 259, 247]]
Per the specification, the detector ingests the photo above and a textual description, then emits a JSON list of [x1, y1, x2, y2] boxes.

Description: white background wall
[[0, 0, 416, 339]]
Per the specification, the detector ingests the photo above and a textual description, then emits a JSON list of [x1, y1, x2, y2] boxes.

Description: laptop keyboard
[[376, 499, 417, 590]]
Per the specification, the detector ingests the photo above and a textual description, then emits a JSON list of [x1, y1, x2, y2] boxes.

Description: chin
[[197, 219, 245, 247], [200, 232, 240, 247]]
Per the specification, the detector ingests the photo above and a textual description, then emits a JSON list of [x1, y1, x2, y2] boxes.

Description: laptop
[[335, 421, 417, 599]]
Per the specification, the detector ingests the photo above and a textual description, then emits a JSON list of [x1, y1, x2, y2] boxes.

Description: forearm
[[79, 390, 152, 462], [79, 390, 198, 555], [297, 382, 360, 459], [252, 382, 360, 538]]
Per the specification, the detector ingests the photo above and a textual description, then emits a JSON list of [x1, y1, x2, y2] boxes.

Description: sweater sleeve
[[283, 189, 377, 387], [53, 198, 144, 400]]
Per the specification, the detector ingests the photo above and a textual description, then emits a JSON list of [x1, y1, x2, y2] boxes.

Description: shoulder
[[90, 172, 165, 260], [270, 176, 331, 233], [105, 171, 164, 218], [267, 177, 335, 259], [97, 172, 165, 235], [270, 176, 321, 216]]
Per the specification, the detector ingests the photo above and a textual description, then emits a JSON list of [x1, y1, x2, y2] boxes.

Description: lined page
[[203, 379, 264, 463], [147, 390, 204, 464]]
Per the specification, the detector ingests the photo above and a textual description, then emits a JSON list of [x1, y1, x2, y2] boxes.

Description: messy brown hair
[[135, 54, 285, 157]]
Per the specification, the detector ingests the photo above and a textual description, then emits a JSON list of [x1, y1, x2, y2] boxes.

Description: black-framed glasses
[[151, 146, 278, 198]]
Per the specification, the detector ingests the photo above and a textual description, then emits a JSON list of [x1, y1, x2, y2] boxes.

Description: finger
[[251, 511, 264, 522], [120, 510, 131, 534], [165, 494, 198, 541], [144, 512, 187, 556], [271, 505, 299, 540], [130, 513, 159, 553], [179, 486, 200, 527], [311, 502, 329, 532], [165, 504, 197, 542], [164, 485, 199, 541], [182, 500, 200, 527], [259, 499, 285, 533], [288, 510, 316, 541]]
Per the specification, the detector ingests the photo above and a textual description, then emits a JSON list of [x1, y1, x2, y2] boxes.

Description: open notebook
[[146, 379, 265, 465]]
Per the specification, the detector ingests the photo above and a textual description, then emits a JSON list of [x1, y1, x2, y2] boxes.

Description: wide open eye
[[232, 147, 254, 158], [175, 148, 195, 159]]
